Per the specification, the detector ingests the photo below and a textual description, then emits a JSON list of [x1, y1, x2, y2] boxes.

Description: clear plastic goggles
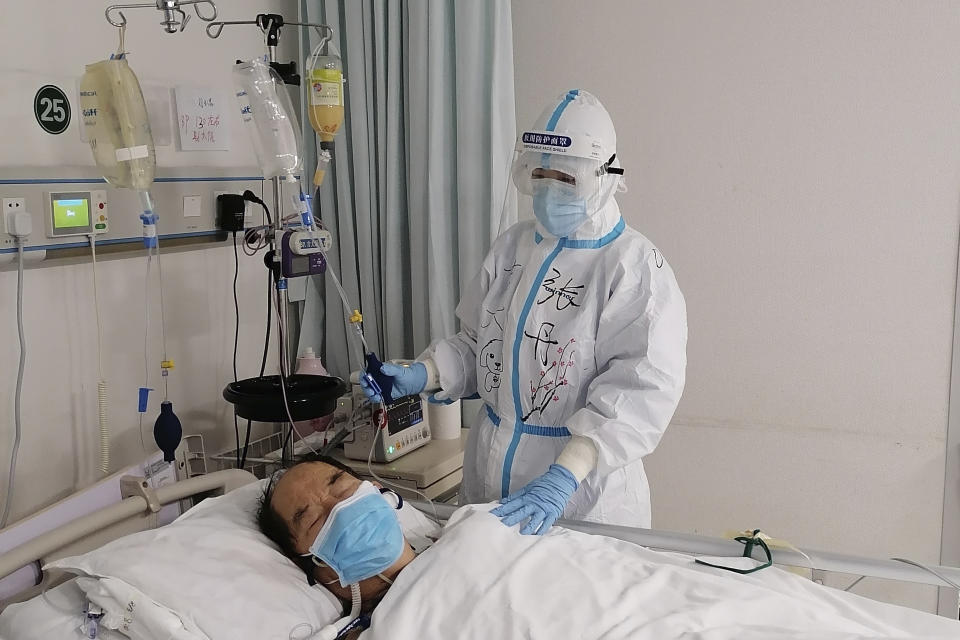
[[511, 151, 603, 203]]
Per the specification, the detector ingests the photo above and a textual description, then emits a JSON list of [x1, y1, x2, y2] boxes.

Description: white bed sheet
[[0, 578, 125, 640], [364, 504, 960, 640]]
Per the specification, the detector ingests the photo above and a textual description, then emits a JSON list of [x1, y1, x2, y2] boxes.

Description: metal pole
[[409, 502, 960, 590], [263, 44, 295, 464]]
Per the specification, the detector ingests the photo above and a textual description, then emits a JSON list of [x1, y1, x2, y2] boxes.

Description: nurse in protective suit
[[361, 89, 687, 534]]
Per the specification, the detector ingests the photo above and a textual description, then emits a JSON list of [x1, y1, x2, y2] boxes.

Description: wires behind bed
[[363, 410, 442, 528], [1, 241, 27, 529]]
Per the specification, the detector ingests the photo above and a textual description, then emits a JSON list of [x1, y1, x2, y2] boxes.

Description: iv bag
[[79, 58, 156, 191], [233, 59, 302, 179], [306, 51, 344, 143]]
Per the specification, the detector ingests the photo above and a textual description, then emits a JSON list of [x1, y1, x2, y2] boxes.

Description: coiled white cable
[[1, 241, 27, 528], [97, 380, 109, 474], [90, 235, 109, 475]]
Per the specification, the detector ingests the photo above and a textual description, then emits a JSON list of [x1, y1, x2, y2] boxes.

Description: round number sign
[[34, 85, 71, 135]]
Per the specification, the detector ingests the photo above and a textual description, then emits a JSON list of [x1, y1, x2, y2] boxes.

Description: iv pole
[[207, 14, 331, 461]]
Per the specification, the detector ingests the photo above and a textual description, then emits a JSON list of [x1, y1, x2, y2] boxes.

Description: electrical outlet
[[3, 198, 26, 235]]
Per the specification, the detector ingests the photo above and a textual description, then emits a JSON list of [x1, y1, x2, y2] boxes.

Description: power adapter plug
[[10, 211, 32, 239], [216, 194, 246, 232]]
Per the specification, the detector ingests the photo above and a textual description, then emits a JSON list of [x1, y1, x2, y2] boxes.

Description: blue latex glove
[[359, 362, 428, 403], [490, 464, 578, 535]]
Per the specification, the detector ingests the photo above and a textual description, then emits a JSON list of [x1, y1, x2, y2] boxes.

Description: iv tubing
[[138, 244, 154, 454], [155, 241, 170, 401], [324, 258, 370, 358], [89, 235, 109, 475], [1, 242, 27, 528], [272, 287, 319, 456]]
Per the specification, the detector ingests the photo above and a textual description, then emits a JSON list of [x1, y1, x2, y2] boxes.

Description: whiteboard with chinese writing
[[174, 85, 231, 151]]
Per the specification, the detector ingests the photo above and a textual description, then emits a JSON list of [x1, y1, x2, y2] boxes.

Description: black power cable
[[239, 274, 272, 470], [233, 232, 241, 467], [239, 193, 274, 470]]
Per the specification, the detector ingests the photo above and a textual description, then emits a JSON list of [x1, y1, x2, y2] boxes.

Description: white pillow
[[48, 479, 339, 640]]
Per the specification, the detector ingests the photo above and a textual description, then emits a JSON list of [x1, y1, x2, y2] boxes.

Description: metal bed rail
[[0, 469, 255, 582], [410, 501, 960, 590]]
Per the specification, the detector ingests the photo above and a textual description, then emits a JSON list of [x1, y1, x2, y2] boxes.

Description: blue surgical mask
[[533, 182, 589, 237], [304, 481, 405, 587]]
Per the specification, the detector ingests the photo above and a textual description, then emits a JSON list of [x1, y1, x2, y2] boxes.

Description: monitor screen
[[52, 197, 90, 229]]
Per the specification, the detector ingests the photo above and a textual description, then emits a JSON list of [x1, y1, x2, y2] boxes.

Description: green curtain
[[296, 0, 516, 378]]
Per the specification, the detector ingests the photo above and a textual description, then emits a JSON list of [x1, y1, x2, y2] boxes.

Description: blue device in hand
[[364, 352, 392, 403]]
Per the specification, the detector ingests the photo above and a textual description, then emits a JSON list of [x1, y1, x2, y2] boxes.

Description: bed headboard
[[0, 468, 257, 609]]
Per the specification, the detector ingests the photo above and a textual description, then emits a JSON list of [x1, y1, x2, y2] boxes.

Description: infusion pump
[[340, 385, 432, 463]]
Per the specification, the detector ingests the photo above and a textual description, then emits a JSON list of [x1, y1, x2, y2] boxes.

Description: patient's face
[[270, 461, 363, 554]]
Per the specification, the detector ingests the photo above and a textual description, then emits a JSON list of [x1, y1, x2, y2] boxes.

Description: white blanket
[[364, 505, 960, 639]]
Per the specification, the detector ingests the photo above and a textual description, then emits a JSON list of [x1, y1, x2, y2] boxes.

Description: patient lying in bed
[[257, 454, 423, 613], [260, 456, 960, 639]]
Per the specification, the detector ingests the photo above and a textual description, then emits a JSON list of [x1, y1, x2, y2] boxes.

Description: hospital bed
[[1, 468, 959, 639]]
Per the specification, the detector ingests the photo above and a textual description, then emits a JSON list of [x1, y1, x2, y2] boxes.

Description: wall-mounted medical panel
[[0, 167, 265, 261]]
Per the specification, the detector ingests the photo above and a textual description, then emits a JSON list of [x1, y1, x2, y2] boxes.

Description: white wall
[[513, 0, 960, 611], [0, 0, 298, 523]]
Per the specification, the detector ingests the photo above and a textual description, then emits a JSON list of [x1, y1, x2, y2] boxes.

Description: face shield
[[505, 130, 623, 238]]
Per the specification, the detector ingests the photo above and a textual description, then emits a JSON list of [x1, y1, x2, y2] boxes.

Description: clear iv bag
[[79, 58, 156, 191], [233, 59, 302, 179]]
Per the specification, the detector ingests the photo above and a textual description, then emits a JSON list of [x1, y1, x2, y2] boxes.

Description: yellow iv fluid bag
[[305, 51, 344, 188], [306, 54, 344, 144], [234, 59, 302, 180], [79, 58, 156, 191]]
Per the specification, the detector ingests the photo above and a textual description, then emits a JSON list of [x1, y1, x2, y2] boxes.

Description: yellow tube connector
[[161, 360, 175, 370], [349, 310, 363, 324]]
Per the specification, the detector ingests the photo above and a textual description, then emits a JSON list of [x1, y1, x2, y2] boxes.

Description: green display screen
[[52, 198, 90, 229]]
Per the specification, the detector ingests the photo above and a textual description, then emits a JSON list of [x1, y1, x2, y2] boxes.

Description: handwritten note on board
[[174, 86, 230, 151]]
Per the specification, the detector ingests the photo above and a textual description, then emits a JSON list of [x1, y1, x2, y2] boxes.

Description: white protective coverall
[[423, 90, 687, 527]]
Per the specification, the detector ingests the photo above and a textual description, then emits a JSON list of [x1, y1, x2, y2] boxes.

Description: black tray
[[223, 374, 347, 422]]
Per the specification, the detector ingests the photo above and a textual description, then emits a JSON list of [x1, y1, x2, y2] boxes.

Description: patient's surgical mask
[[302, 482, 404, 587]]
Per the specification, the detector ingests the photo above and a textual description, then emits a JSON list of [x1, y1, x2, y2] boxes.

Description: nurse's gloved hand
[[491, 464, 578, 536], [359, 362, 428, 403]]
